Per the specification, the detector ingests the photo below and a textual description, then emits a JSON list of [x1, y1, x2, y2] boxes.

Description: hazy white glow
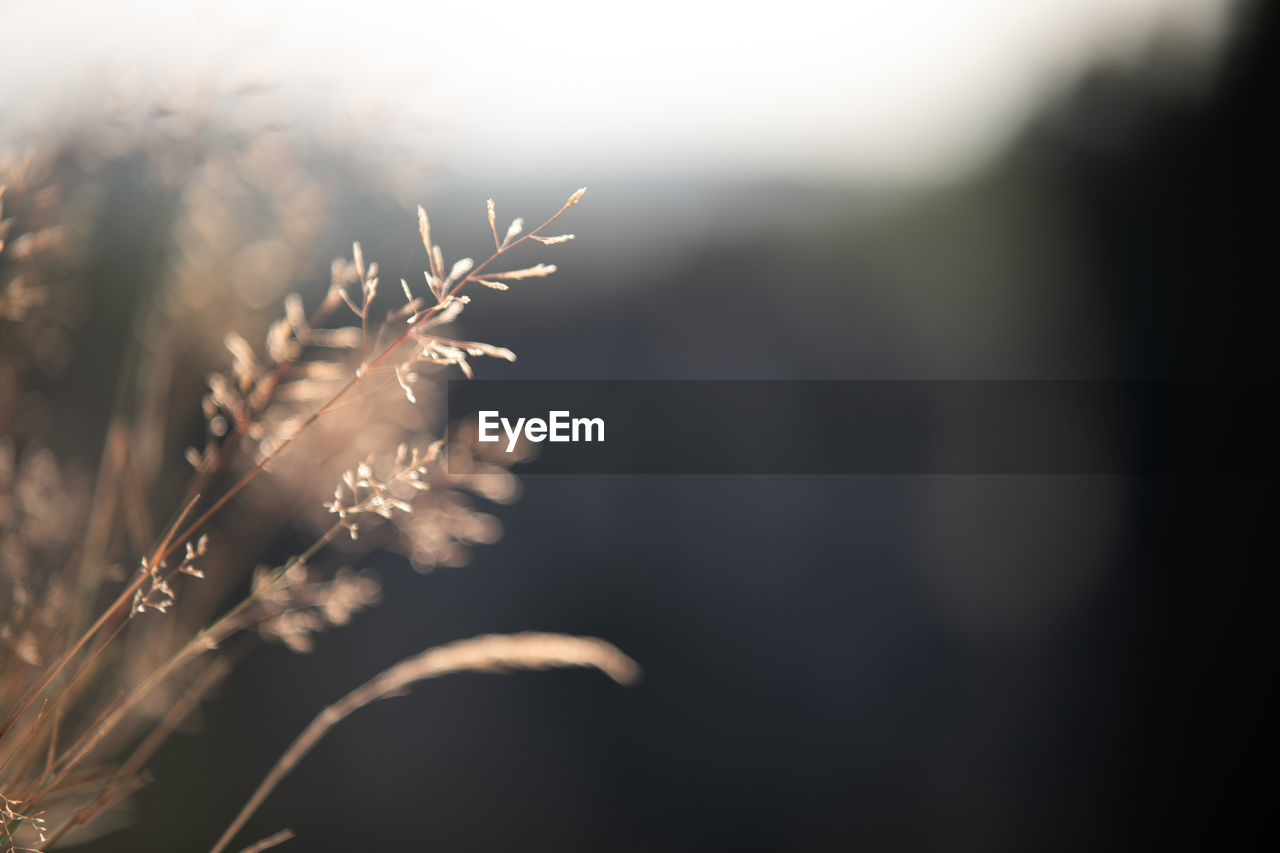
[[1, 0, 1236, 183]]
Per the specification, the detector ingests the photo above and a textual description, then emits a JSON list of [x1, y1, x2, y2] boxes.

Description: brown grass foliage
[[0, 121, 634, 852]]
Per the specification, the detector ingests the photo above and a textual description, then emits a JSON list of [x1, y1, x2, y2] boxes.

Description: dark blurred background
[[3, 0, 1275, 850]]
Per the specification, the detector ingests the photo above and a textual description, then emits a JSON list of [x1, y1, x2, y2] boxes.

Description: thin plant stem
[[29, 519, 347, 808], [210, 632, 636, 853]]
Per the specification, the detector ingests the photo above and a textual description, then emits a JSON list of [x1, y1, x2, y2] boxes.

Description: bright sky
[[0, 0, 1239, 184]]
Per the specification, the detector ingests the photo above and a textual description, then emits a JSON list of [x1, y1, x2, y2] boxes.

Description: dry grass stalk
[[210, 632, 640, 853], [234, 829, 295, 853]]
